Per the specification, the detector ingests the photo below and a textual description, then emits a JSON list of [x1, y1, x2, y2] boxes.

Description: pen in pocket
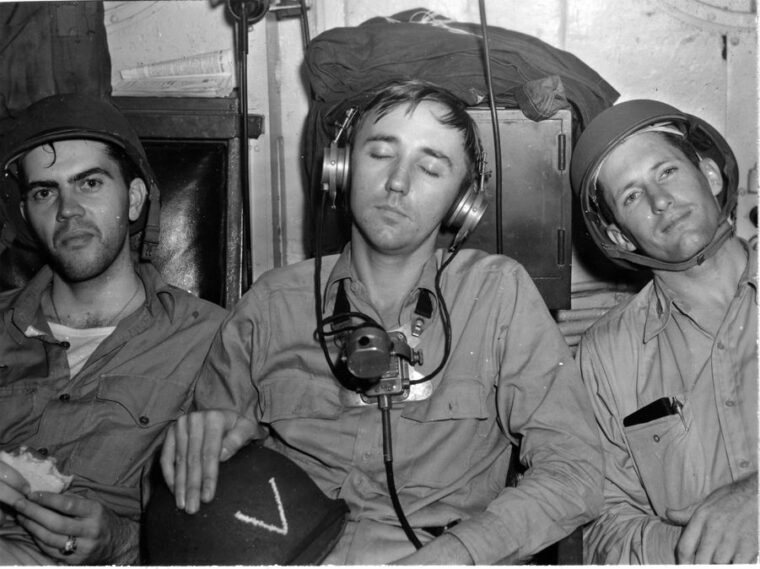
[[623, 396, 686, 428]]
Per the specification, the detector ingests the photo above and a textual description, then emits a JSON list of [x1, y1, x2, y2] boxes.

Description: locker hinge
[[557, 133, 567, 171]]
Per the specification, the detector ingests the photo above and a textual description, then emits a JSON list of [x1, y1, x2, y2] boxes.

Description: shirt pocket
[[72, 375, 189, 487], [259, 375, 348, 460], [624, 398, 707, 515], [0, 384, 46, 445], [260, 375, 344, 422], [395, 378, 497, 486]]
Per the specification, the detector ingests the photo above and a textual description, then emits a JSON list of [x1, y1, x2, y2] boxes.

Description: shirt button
[[139, 416, 150, 425], [652, 435, 661, 442], [716, 342, 725, 350], [725, 400, 736, 407], [740, 460, 750, 468], [59, 393, 70, 401], [38, 448, 48, 457]]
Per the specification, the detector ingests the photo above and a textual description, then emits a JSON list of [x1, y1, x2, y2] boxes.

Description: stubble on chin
[[48, 233, 130, 283]]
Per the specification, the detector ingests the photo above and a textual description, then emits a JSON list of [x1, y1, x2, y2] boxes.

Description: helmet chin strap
[[140, 182, 161, 261], [613, 218, 734, 272]]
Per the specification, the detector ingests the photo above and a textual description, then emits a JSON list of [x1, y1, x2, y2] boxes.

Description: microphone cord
[[380, 395, 423, 549], [314, 192, 342, 379], [313, 189, 463, 550], [410, 246, 458, 384]]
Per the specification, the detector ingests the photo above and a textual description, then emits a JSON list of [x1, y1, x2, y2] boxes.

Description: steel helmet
[[0, 93, 160, 260], [570, 99, 738, 271]]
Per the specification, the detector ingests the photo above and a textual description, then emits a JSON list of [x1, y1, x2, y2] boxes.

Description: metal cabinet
[[449, 108, 573, 310], [114, 96, 263, 307]]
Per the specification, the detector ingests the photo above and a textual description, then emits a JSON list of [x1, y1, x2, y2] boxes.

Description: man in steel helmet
[[570, 99, 757, 564], [0, 94, 226, 564]]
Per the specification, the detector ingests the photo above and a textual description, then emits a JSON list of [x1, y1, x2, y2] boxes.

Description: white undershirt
[[48, 321, 115, 377]]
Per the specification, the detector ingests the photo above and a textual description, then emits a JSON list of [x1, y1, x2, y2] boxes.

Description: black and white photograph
[[0, 0, 756, 565]]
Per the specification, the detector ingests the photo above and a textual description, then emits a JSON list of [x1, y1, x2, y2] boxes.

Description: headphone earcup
[[320, 143, 351, 203], [443, 184, 488, 251]]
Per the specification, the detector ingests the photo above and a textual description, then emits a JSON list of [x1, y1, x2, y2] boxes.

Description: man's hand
[[13, 491, 138, 564], [160, 409, 257, 514], [394, 533, 474, 565], [666, 472, 758, 564], [0, 461, 31, 524]]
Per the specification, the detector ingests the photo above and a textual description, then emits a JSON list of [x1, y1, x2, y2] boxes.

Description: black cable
[[409, 247, 459, 384], [478, 0, 504, 255], [314, 189, 457, 386], [380, 397, 423, 550], [314, 193, 343, 379]]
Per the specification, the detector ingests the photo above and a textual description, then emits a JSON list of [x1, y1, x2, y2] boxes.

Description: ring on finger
[[60, 535, 77, 556]]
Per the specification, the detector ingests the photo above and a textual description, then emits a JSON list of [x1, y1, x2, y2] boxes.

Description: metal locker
[[445, 108, 573, 310]]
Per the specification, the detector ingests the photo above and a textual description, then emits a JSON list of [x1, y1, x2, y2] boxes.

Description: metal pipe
[[237, 2, 252, 290]]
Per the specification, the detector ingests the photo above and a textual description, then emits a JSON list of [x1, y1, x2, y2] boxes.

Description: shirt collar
[[644, 237, 758, 341], [323, 246, 352, 313], [738, 238, 757, 301], [10, 261, 181, 338], [12, 265, 55, 338], [323, 245, 441, 317], [136, 262, 180, 321], [643, 279, 674, 342]]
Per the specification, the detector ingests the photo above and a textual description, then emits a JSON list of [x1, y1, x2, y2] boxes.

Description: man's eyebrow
[[364, 134, 397, 145], [27, 167, 115, 190], [363, 134, 454, 168], [69, 167, 115, 184], [421, 146, 453, 169]]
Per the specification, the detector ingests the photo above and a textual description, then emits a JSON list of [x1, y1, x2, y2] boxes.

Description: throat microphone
[[341, 324, 422, 403]]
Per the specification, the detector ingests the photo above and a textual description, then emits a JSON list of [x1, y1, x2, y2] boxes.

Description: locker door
[[443, 108, 573, 310]]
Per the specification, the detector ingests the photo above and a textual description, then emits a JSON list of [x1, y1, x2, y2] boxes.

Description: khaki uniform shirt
[[196, 247, 603, 564], [578, 239, 758, 564], [0, 263, 226, 562]]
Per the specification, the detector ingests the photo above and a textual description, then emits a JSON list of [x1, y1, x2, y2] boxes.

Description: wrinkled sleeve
[[577, 334, 681, 564], [448, 265, 604, 564], [193, 289, 269, 441]]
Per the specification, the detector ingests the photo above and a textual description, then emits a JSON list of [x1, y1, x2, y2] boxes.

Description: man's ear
[[128, 178, 148, 222], [698, 157, 723, 197], [606, 223, 637, 252]]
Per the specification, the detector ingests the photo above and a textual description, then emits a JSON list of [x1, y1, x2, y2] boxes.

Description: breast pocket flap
[[401, 378, 487, 423], [97, 375, 188, 428], [261, 376, 343, 422]]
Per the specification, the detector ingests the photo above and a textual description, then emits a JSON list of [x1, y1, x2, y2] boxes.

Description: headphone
[[320, 107, 488, 251]]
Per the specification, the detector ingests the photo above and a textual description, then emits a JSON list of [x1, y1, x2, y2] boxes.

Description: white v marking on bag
[[234, 477, 289, 535]]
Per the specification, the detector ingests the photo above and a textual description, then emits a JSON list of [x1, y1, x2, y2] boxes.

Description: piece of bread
[[0, 446, 73, 493]]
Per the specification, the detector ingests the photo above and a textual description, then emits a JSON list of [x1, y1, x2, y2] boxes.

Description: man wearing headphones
[[161, 79, 603, 564], [570, 100, 757, 564], [0, 94, 226, 564]]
